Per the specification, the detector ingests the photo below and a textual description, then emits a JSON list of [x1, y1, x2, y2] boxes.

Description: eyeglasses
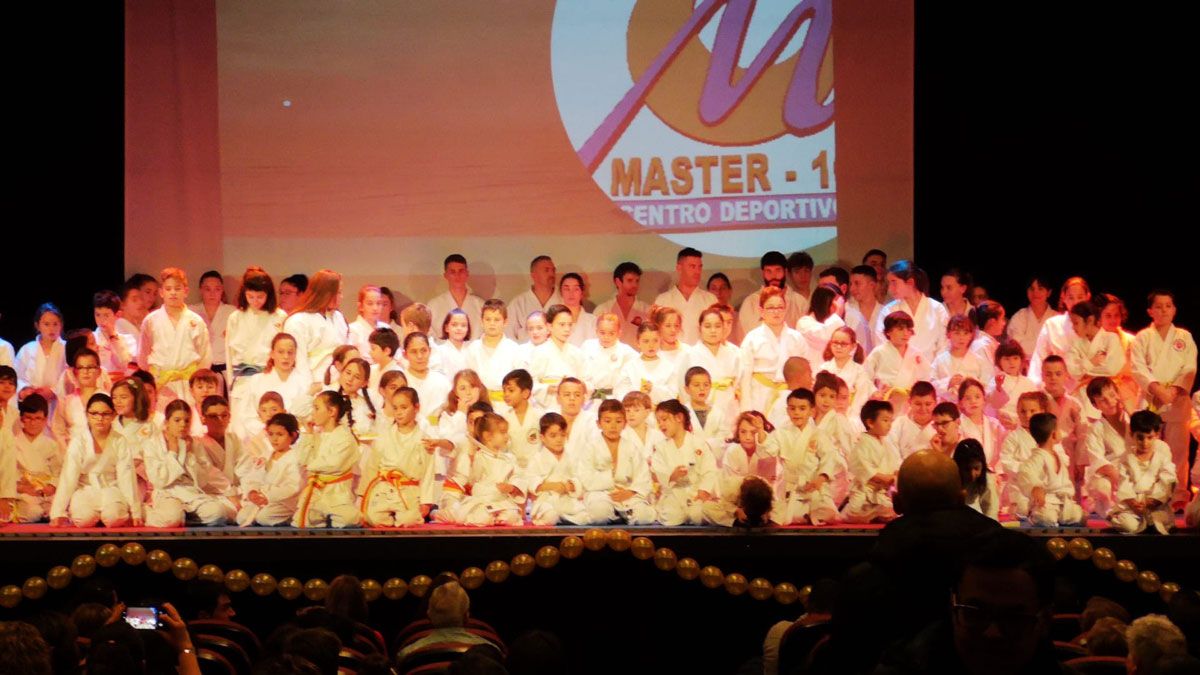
[[77, 365, 101, 372], [953, 603, 1040, 635], [830, 340, 853, 347], [87, 411, 116, 419], [762, 305, 786, 312]]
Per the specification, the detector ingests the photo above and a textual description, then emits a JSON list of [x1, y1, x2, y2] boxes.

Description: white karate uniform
[[623, 424, 665, 462], [225, 308, 288, 373], [970, 333, 1001, 369], [143, 435, 235, 527], [0, 426, 16, 518], [189, 302, 235, 370], [683, 342, 742, 419], [738, 287, 808, 341], [567, 311, 597, 347], [966, 475, 1000, 521], [9, 432, 62, 522], [686, 404, 735, 460], [593, 297, 649, 347], [931, 349, 994, 402], [282, 310, 349, 383], [574, 430, 656, 525], [986, 374, 1037, 425], [0, 338, 15, 369], [360, 420, 439, 526], [520, 446, 585, 525], [234, 368, 314, 438], [650, 432, 728, 526], [503, 405, 546, 470], [405, 370, 452, 426], [1066, 329, 1127, 385], [582, 339, 638, 397], [347, 316, 387, 364], [529, 340, 586, 406], [818, 358, 874, 421], [51, 392, 94, 445], [438, 446, 525, 526], [1008, 306, 1059, 362], [94, 327, 138, 376], [137, 308, 211, 402], [1083, 414, 1131, 516], [872, 296, 949, 362], [292, 425, 363, 528], [841, 433, 900, 523], [864, 342, 931, 401], [368, 358, 404, 396], [888, 415, 936, 460], [49, 431, 141, 527], [236, 448, 304, 526], [1108, 442, 1176, 534], [740, 324, 808, 414], [465, 337, 523, 400], [1028, 314, 1076, 385], [506, 289, 563, 342], [436, 340, 470, 379], [1014, 445, 1084, 526], [843, 298, 881, 356], [653, 285, 719, 346], [796, 314, 845, 363], [959, 414, 1005, 472], [1130, 324, 1197, 502], [15, 339, 66, 392], [768, 421, 839, 525], [616, 357, 680, 406], [195, 434, 244, 490], [1046, 392, 1086, 471], [427, 290, 486, 339]]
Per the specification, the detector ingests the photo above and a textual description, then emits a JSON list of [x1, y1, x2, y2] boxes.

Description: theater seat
[[397, 641, 502, 675], [188, 620, 262, 661], [194, 634, 252, 675], [1053, 640, 1089, 661], [339, 646, 368, 673], [395, 620, 505, 655], [1064, 656, 1127, 674], [197, 648, 236, 675], [1050, 613, 1082, 643]]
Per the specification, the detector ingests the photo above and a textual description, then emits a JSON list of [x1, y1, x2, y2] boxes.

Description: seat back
[[196, 648, 236, 675], [1064, 656, 1128, 675], [194, 634, 253, 675], [398, 641, 501, 675], [1053, 640, 1089, 661], [1050, 613, 1083, 643], [188, 620, 262, 661]]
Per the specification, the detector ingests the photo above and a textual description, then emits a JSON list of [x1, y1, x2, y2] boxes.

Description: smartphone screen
[[124, 606, 160, 630]]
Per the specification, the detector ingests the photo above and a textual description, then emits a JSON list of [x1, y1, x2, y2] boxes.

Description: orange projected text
[[610, 153, 771, 197]]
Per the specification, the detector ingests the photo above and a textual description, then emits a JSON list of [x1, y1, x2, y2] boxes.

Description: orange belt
[[360, 470, 420, 516], [296, 471, 354, 528], [442, 478, 472, 497]]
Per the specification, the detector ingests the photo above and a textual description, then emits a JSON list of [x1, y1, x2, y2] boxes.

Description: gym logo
[[551, 0, 837, 254]]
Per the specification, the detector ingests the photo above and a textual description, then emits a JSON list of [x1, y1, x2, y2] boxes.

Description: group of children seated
[[0, 249, 1196, 532]]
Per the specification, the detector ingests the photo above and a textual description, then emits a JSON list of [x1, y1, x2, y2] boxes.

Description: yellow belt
[[488, 390, 505, 403], [538, 377, 562, 385], [753, 372, 789, 412], [149, 363, 199, 387], [360, 470, 420, 516], [712, 378, 734, 391], [297, 471, 354, 528]]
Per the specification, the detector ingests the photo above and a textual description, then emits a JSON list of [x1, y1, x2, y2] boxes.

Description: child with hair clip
[[1130, 289, 1196, 508], [143, 400, 235, 527], [15, 303, 67, 402], [402, 333, 452, 426], [1007, 276, 1057, 362], [986, 341, 1037, 429], [956, 378, 1005, 472], [237, 334, 314, 437], [137, 268, 212, 407], [1108, 410, 1176, 534], [575, 400, 657, 525], [930, 315, 993, 403], [582, 313, 639, 402], [740, 287, 807, 415], [293, 390, 362, 528], [796, 284, 846, 360], [1066, 300, 1127, 412], [282, 268, 350, 384], [438, 412, 525, 526], [968, 300, 1007, 367], [329, 357, 377, 439], [769, 390, 840, 526], [1029, 276, 1091, 384], [939, 268, 973, 319], [236, 412, 305, 527], [616, 323, 680, 406], [466, 299, 524, 407], [360, 388, 441, 527], [49, 393, 141, 527], [651, 399, 728, 526], [683, 306, 742, 418], [818, 325, 871, 420], [529, 305, 586, 405], [872, 260, 949, 362], [437, 309, 472, 377], [7, 394, 62, 522], [864, 311, 931, 416], [887, 381, 937, 460], [225, 266, 287, 393], [347, 285, 387, 364], [51, 348, 105, 443], [840, 400, 900, 523], [954, 438, 999, 520], [92, 290, 138, 377], [522, 411, 586, 525], [1015, 412, 1084, 527]]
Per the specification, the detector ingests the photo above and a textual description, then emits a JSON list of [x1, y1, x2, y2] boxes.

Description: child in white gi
[[186, 370, 222, 436], [224, 266, 287, 393], [361, 388, 440, 527], [1066, 301, 1128, 412], [137, 269, 211, 406], [817, 326, 873, 422], [841, 400, 900, 523], [195, 396, 243, 489], [522, 412, 585, 526], [872, 261, 949, 363], [1129, 290, 1196, 506], [437, 309, 472, 377], [968, 301, 1008, 368], [10, 395, 62, 522], [865, 311, 931, 416], [930, 315, 992, 403], [500, 369, 544, 469], [582, 313, 637, 401], [1015, 412, 1084, 527], [281, 269, 349, 383], [348, 286, 388, 364], [330, 358, 378, 439], [683, 307, 742, 419], [367, 328, 404, 395], [621, 391, 663, 459], [236, 413, 305, 527], [954, 438, 999, 520], [1083, 377, 1129, 517], [1007, 276, 1057, 362], [719, 412, 779, 522], [143, 400, 235, 527], [771, 390, 838, 526], [529, 305, 587, 403], [15, 303, 67, 404], [740, 287, 807, 415], [402, 333, 451, 426], [682, 367, 733, 458], [293, 391, 363, 528], [466, 300, 523, 405], [651, 399, 727, 526], [887, 381, 937, 460], [236, 334, 314, 436], [49, 393, 141, 527], [92, 290, 138, 377], [957, 378, 1005, 473], [998, 391, 1050, 511], [986, 341, 1037, 429], [1029, 276, 1091, 385], [1108, 410, 1176, 534], [439, 412, 525, 526], [575, 401, 656, 526], [1041, 356, 1085, 477], [51, 348, 105, 443]]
